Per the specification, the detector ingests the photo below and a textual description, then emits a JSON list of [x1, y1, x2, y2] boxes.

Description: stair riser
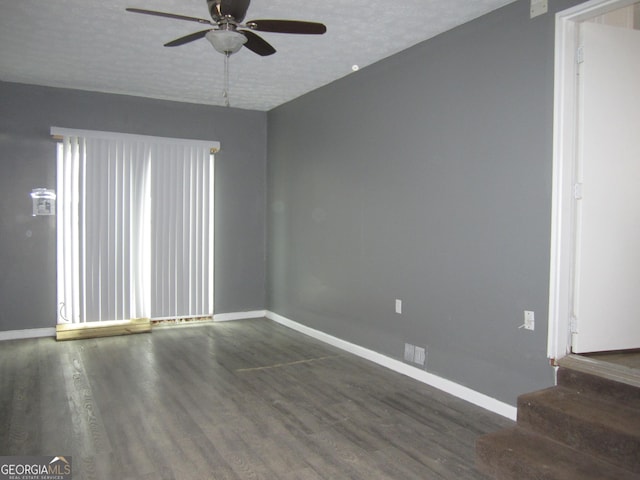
[[518, 400, 640, 474], [557, 368, 640, 410], [476, 441, 554, 480], [476, 427, 640, 480], [477, 359, 640, 480]]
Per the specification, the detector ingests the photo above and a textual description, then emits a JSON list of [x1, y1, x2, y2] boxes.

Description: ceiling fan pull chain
[[223, 52, 231, 107]]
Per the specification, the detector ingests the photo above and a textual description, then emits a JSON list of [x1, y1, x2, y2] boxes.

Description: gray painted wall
[[267, 0, 582, 405], [0, 81, 267, 331]]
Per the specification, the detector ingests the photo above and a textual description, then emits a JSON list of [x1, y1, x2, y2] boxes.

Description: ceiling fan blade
[[164, 29, 212, 47], [239, 30, 276, 56], [246, 20, 327, 35], [126, 8, 214, 26]]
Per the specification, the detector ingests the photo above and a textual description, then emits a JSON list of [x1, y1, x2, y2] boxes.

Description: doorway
[[548, 0, 640, 360]]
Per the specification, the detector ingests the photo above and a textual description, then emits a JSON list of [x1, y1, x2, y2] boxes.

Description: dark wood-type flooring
[[584, 349, 640, 370], [0, 318, 513, 479]]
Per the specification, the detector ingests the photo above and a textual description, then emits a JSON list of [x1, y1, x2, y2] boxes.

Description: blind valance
[[50, 127, 220, 153]]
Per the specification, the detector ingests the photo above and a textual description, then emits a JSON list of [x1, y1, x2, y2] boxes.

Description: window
[[53, 128, 217, 323]]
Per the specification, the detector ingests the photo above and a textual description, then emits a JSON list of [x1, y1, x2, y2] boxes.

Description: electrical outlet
[[530, 0, 548, 18], [395, 299, 402, 314], [524, 310, 535, 331]]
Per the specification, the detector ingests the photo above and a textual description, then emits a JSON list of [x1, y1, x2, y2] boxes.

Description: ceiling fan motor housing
[[207, 0, 251, 22]]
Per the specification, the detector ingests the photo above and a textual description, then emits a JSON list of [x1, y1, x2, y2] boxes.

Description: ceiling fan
[[127, 1, 326, 106], [126, 0, 326, 57]]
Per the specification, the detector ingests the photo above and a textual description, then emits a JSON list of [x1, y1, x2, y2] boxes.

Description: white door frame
[[547, 0, 638, 361]]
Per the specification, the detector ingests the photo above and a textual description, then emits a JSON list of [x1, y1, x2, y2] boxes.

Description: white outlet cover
[[530, 0, 548, 18], [524, 310, 535, 330], [395, 299, 402, 314]]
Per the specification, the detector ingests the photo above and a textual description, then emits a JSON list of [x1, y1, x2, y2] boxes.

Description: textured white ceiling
[[0, 0, 517, 111]]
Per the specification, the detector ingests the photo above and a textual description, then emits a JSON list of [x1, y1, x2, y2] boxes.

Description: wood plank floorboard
[[584, 350, 640, 370], [0, 318, 513, 479]]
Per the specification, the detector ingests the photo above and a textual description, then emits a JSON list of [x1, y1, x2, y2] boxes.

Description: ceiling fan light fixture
[[206, 30, 247, 55]]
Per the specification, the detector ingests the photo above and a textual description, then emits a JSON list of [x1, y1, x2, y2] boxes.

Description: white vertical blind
[[56, 138, 83, 323], [80, 137, 151, 322], [150, 143, 215, 319], [53, 127, 217, 323]]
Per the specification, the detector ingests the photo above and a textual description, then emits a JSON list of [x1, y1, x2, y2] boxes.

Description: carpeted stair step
[[517, 385, 640, 474], [557, 357, 640, 410], [476, 426, 640, 480]]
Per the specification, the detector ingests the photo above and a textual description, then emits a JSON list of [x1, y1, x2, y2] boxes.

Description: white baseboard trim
[[266, 311, 517, 420], [0, 327, 56, 341], [213, 310, 267, 322]]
